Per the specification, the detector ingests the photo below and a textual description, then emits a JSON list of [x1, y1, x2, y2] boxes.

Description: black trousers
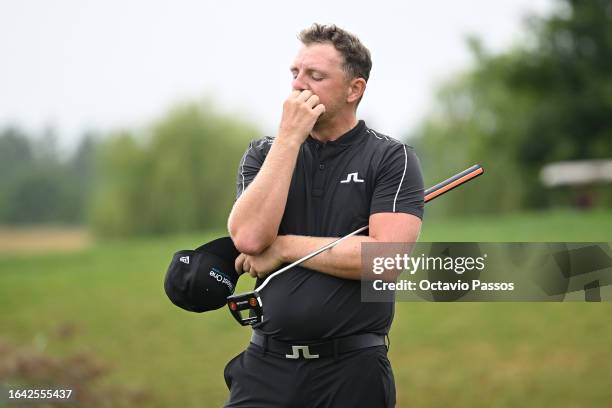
[[223, 343, 396, 408]]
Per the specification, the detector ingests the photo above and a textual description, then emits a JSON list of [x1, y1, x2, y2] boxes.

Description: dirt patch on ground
[[0, 227, 92, 255]]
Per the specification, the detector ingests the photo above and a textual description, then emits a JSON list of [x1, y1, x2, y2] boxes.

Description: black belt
[[250, 332, 386, 359]]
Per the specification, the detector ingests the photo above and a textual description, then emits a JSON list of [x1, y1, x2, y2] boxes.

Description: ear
[[346, 78, 367, 104]]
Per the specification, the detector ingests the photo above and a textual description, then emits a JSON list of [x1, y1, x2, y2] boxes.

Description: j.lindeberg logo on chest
[[340, 172, 364, 183]]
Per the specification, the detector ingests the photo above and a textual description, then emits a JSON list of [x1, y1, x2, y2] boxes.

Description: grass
[[0, 209, 611, 407], [420, 208, 612, 241]]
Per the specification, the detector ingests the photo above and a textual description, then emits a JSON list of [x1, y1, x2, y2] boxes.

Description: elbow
[[233, 237, 268, 256], [229, 227, 275, 256], [227, 212, 277, 255]]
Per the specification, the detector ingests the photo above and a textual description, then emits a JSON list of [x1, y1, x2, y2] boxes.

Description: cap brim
[[196, 236, 239, 263]]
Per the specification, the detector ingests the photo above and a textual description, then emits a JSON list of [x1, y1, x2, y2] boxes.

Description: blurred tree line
[[3, 0, 611, 234], [91, 102, 255, 236], [413, 0, 612, 216], [0, 127, 95, 225], [0, 102, 256, 237]]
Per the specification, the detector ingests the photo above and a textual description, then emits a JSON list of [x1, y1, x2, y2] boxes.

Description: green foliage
[[90, 133, 149, 236], [5, 163, 80, 223], [0, 127, 94, 225], [91, 101, 257, 237], [0, 101, 257, 236], [413, 0, 612, 216]]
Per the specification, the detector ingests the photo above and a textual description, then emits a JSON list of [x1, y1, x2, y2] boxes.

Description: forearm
[[274, 214, 421, 280], [228, 139, 301, 254], [277, 235, 378, 280]]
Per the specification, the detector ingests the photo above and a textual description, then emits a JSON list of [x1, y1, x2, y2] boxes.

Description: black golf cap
[[164, 237, 240, 312]]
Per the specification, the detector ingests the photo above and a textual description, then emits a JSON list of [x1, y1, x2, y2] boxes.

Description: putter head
[[227, 291, 263, 326]]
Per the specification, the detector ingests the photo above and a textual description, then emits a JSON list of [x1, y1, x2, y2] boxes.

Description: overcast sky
[[0, 0, 554, 150]]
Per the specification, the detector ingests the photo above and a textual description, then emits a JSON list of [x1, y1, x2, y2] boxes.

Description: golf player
[[225, 23, 424, 407]]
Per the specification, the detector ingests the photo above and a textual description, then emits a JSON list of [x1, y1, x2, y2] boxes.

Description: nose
[[292, 73, 309, 91]]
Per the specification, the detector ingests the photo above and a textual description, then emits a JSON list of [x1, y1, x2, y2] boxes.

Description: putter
[[227, 164, 484, 326]]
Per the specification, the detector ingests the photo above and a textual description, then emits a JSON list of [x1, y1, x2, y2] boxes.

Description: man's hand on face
[[235, 238, 285, 279], [278, 90, 326, 146]]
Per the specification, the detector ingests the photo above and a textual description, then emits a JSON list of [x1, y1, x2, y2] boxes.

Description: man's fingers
[[305, 94, 320, 108], [312, 104, 326, 116], [243, 258, 252, 274], [237, 255, 265, 278], [296, 90, 313, 101], [235, 254, 246, 275]]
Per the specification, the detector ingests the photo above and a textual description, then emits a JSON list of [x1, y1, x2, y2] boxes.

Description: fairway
[[1, 209, 611, 407]]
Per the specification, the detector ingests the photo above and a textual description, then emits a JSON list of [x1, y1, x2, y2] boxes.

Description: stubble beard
[[312, 113, 330, 131], [312, 100, 342, 132]]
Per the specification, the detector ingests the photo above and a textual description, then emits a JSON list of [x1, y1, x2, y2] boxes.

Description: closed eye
[[290, 66, 326, 81]]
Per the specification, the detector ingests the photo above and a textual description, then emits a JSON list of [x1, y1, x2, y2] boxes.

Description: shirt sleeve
[[235, 139, 266, 200], [370, 144, 424, 219]]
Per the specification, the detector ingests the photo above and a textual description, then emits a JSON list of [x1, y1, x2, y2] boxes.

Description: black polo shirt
[[235, 120, 424, 342]]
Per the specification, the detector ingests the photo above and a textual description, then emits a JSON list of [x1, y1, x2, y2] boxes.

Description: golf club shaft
[[255, 164, 484, 292], [255, 225, 369, 291], [424, 164, 483, 202]]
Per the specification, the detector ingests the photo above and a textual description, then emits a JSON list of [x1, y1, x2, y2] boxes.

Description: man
[[225, 23, 424, 407]]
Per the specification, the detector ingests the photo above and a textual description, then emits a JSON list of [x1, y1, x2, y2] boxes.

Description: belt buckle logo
[[285, 345, 319, 359]]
